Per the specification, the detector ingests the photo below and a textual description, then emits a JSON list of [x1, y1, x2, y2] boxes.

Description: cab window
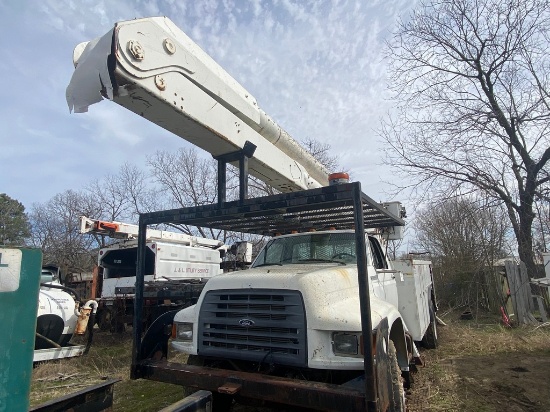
[[368, 236, 388, 269]]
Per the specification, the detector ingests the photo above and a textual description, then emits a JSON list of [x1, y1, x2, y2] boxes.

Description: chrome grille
[[198, 289, 307, 367]]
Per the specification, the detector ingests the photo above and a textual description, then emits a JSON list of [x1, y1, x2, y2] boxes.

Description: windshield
[[251, 232, 357, 267]]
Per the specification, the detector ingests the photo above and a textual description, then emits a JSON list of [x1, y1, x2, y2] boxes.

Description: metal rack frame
[[131, 182, 404, 411]]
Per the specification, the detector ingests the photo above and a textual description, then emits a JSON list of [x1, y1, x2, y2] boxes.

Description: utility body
[[67, 16, 438, 412]]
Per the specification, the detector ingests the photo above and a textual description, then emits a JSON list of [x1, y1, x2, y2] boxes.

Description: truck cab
[[172, 229, 432, 381]]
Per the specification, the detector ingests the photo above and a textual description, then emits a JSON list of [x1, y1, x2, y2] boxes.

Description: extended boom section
[[66, 17, 329, 192]]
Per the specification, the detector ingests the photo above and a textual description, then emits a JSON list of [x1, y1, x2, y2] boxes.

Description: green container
[[0, 247, 42, 412]]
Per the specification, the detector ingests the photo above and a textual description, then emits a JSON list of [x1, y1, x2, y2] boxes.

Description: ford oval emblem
[[239, 318, 255, 327]]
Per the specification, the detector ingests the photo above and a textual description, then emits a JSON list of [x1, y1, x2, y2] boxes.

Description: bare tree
[[247, 137, 344, 196], [381, 0, 550, 276], [533, 196, 550, 257], [147, 147, 271, 257], [299, 137, 340, 173], [117, 163, 163, 215], [147, 148, 224, 239], [29, 163, 189, 281], [416, 198, 510, 262], [414, 197, 510, 308], [86, 163, 161, 223], [29, 190, 102, 281]]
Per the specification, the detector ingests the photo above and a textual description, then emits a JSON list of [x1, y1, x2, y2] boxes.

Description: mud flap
[[411, 340, 423, 366], [140, 310, 178, 361], [375, 317, 390, 411]]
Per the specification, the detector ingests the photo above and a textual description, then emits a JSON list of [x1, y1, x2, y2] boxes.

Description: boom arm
[[66, 17, 330, 192], [79, 216, 224, 248]]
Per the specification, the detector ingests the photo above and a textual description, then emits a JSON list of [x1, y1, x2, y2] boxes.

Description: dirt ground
[[30, 313, 550, 411], [455, 353, 550, 411], [407, 315, 550, 412]]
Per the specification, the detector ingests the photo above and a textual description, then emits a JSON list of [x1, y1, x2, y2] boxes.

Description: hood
[[201, 263, 396, 331], [212, 263, 355, 286]]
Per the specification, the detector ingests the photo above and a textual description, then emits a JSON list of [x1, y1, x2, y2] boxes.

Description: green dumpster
[[0, 247, 42, 412]]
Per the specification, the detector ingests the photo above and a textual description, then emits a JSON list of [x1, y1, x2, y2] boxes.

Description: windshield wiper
[[253, 262, 283, 267], [297, 258, 346, 266]]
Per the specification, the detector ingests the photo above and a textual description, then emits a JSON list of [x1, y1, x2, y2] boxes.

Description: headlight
[[174, 322, 193, 341], [332, 332, 358, 356]]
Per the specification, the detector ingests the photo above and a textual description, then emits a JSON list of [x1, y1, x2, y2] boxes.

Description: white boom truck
[[79, 216, 250, 331], [67, 17, 437, 412]]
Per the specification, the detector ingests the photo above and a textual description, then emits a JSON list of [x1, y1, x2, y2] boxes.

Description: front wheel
[[388, 340, 406, 412], [422, 302, 438, 349]]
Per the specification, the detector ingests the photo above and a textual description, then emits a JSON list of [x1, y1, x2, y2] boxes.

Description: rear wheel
[[98, 307, 126, 333], [388, 340, 406, 412], [97, 308, 112, 332], [422, 302, 438, 349]]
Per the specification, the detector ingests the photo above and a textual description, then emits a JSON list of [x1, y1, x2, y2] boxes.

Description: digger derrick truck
[[79, 217, 242, 332], [67, 17, 437, 412]]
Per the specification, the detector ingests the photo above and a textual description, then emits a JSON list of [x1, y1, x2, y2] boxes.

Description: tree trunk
[[517, 199, 537, 278]]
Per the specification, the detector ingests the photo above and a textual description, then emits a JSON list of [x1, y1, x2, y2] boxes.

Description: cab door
[[367, 236, 399, 308]]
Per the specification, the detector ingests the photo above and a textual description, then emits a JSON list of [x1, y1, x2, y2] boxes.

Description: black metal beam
[[139, 183, 404, 234], [213, 141, 257, 203], [140, 361, 366, 412], [131, 217, 148, 377], [29, 378, 120, 412], [239, 154, 249, 201], [352, 183, 377, 411], [217, 158, 227, 205]]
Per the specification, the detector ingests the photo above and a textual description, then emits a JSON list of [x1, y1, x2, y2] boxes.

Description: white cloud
[[0, 0, 415, 210]]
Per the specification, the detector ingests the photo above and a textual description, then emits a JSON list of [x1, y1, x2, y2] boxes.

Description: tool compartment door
[[392, 259, 432, 340]]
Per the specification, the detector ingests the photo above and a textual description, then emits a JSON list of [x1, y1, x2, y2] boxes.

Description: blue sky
[[0, 0, 415, 210]]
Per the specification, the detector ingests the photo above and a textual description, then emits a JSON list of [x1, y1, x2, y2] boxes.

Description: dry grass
[[30, 313, 550, 411], [435, 316, 550, 356], [30, 331, 184, 411]]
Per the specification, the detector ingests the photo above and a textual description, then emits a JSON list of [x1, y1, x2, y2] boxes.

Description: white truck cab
[[172, 229, 435, 375]]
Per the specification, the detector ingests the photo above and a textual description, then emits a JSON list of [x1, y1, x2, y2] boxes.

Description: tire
[[97, 308, 111, 332], [185, 355, 233, 412], [422, 302, 438, 349], [388, 340, 406, 412], [99, 308, 126, 333]]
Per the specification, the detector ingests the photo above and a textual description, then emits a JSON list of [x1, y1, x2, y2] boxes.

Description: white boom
[[66, 17, 330, 193], [79, 216, 224, 248]]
